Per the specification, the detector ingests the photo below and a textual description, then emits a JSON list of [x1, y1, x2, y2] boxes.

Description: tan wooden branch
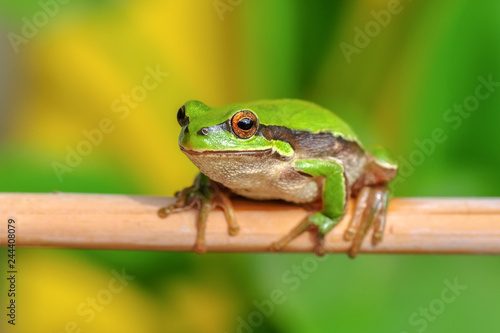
[[1, 193, 499, 254]]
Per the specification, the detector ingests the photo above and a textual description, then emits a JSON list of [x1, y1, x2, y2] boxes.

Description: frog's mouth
[[180, 146, 289, 159], [181, 146, 273, 156]]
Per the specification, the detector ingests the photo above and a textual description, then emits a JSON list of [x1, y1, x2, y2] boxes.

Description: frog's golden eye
[[231, 110, 258, 139], [177, 104, 186, 126]]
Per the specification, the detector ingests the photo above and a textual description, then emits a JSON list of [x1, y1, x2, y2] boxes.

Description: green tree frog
[[158, 99, 397, 257]]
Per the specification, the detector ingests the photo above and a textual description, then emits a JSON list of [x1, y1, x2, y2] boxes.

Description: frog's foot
[[270, 212, 338, 256], [157, 174, 239, 254], [343, 185, 390, 258]]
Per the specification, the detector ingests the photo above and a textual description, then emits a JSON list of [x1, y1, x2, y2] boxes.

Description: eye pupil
[[237, 118, 254, 130], [231, 110, 258, 139]]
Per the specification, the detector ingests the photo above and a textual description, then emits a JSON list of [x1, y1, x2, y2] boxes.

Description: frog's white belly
[[185, 150, 321, 204]]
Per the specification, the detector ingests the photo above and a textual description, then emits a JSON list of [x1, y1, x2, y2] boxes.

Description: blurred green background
[[1, 0, 500, 332]]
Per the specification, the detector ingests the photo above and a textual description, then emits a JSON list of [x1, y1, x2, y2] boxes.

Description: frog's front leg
[[271, 159, 347, 256], [158, 173, 239, 253]]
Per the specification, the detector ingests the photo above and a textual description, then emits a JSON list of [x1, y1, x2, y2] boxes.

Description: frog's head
[[176, 100, 293, 156], [175, 100, 294, 186]]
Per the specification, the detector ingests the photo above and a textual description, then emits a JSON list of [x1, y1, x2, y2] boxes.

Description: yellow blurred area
[[1, 250, 158, 333], [2, 1, 245, 332], [159, 277, 242, 333], [0, 250, 241, 333], [9, 0, 244, 194]]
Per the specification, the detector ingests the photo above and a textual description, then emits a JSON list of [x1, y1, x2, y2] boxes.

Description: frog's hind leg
[[344, 185, 390, 258]]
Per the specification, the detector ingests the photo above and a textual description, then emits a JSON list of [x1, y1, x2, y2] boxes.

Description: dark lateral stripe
[[259, 125, 363, 158]]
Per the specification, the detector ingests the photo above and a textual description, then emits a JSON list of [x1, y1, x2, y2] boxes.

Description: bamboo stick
[[0, 193, 499, 254]]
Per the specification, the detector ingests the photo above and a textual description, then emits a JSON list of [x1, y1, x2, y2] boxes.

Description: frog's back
[[243, 99, 398, 189], [242, 99, 360, 144]]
